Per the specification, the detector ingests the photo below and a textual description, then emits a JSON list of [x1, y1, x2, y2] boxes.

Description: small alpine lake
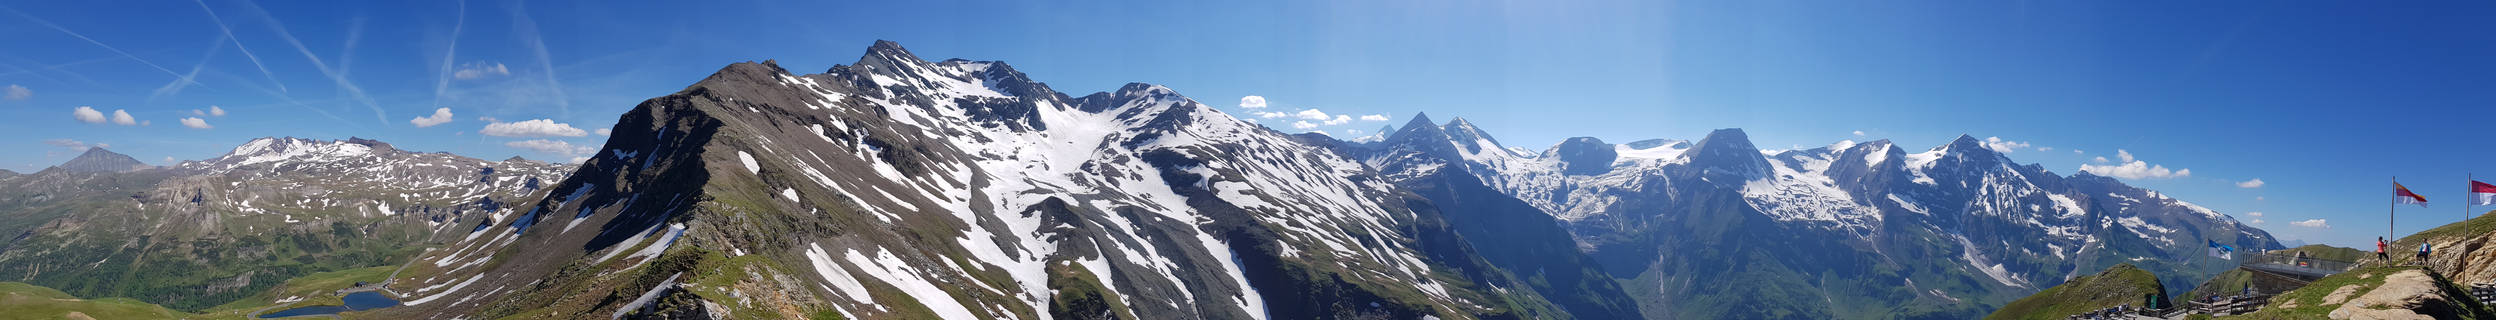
[[255, 291, 401, 318]]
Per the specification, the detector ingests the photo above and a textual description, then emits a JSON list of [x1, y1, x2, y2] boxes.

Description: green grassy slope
[[0, 282, 187, 320], [1985, 264, 2166, 320]]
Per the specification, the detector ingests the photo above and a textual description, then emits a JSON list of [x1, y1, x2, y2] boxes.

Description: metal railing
[[2472, 283, 2496, 306], [2186, 294, 2271, 316], [2242, 252, 2356, 276]]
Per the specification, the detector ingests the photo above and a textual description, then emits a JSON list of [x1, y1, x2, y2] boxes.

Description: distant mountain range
[[0, 138, 569, 310], [0, 41, 2279, 319], [1322, 115, 2278, 318]]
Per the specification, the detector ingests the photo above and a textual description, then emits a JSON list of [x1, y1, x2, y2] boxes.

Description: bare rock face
[[2329, 270, 2451, 320]]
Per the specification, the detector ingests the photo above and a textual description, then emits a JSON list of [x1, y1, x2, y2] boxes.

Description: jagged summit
[[851, 39, 931, 74], [52, 147, 146, 173]]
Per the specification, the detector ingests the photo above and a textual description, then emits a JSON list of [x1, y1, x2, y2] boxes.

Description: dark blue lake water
[[258, 291, 401, 318]]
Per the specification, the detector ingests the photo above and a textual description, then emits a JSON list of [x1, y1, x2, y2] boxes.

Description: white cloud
[[1322, 115, 1352, 125], [482, 119, 588, 137], [1252, 111, 1288, 119], [1359, 114, 1389, 122], [72, 106, 106, 123], [504, 139, 594, 156], [453, 62, 511, 80], [1294, 109, 1335, 121], [595, 128, 612, 136], [2250, 219, 2264, 225], [2258, 196, 2266, 201], [1238, 95, 1267, 109], [2236, 178, 2265, 189], [410, 108, 456, 127], [2077, 149, 2190, 179], [2073, 149, 2084, 155], [2036, 147, 2053, 152], [110, 109, 135, 125], [4, 84, 28, 100], [2290, 219, 2329, 228], [2245, 212, 2265, 217], [209, 105, 226, 117], [2078, 161, 2190, 179], [162, 156, 176, 164], [1851, 130, 1866, 136], [179, 117, 212, 129], [42, 139, 97, 151], [2093, 156, 2109, 163], [1347, 129, 1364, 135], [1982, 137, 2030, 153], [1291, 121, 1318, 129]]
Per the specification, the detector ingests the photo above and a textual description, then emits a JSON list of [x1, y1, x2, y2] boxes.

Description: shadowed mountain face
[[1326, 119, 2280, 319], [375, 41, 1579, 319]]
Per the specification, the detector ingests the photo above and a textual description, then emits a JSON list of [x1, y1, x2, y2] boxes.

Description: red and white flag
[[2472, 180, 2496, 206], [2397, 182, 2429, 208]]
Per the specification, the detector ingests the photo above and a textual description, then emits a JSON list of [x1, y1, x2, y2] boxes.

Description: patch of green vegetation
[[0, 281, 187, 320], [1046, 260, 1135, 320], [1985, 264, 2165, 320], [2280, 244, 2370, 263], [2221, 266, 2495, 319]]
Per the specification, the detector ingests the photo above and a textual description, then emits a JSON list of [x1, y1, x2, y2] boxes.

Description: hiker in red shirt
[[2377, 237, 2389, 261]]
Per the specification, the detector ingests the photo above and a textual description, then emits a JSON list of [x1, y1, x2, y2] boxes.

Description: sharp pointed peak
[[77, 146, 127, 157], [865, 40, 916, 59], [1950, 134, 1981, 145], [870, 39, 908, 51], [1402, 112, 1438, 130], [852, 40, 932, 72], [1940, 134, 1994, 154]]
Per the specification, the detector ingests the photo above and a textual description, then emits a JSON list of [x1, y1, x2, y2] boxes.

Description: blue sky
[[2, 0, 2491, 248]]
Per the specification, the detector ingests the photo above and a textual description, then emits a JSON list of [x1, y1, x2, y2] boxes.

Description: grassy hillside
[[2222, 266, 2494, 319], [1985, 264, 2166, 320], [0, 282, 186, 320], [2393, 209, 2496, 249]]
